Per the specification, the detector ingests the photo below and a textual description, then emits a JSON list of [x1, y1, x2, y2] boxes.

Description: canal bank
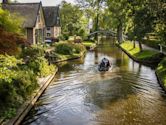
[[1, 50, 86, 125], [117, 41, 164, 65], [2, 70, 57, 125], [117, 41, 166, 92], [156, 58, 166, 92]]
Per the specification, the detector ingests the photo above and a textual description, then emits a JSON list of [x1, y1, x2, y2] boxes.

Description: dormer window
[[47, 33, 51, 37]]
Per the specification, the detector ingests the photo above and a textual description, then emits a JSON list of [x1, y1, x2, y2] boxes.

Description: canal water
[[22, 40, 166, 125]]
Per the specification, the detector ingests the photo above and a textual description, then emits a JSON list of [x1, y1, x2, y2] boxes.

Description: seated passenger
[[101, 58, 110, 67]]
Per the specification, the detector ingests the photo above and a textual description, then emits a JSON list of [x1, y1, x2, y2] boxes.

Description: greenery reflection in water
[[22, 40, 166, 125]]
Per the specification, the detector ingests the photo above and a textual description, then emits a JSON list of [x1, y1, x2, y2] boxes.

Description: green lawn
[[82, 41, 96, 48], [120, 41, 160, 61], [55, 53, 82, 62]]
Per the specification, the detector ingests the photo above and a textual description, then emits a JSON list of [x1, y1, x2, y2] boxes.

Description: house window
[[47, 33, 51, 37], [57, 17, 60, 25], [47, 27, 50, 30]]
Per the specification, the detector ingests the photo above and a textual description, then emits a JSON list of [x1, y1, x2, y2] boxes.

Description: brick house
[[43, 6, 61, 40], [2, 1, 61, 44]]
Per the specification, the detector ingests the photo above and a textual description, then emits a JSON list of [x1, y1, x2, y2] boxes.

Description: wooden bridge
[[88, 30, 117, 37]]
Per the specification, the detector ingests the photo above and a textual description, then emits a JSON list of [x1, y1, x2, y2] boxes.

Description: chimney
[[2, 0, 8, 4]]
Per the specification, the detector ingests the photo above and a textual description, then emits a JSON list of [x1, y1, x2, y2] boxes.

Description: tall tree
[[127, 0, 164, 51], [107, 0, 131, 43], [60, 1, 88, 37], [76, 0, 106, 41]]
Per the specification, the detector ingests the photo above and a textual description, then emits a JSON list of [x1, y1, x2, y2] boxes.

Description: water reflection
[[22, 40, 166, 125]]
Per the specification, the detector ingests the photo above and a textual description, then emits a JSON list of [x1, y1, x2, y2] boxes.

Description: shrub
[[0, 55, 39, 118], [27, 57, 55, 77], [0, 80, 18, 105], [0, 69, 38, 118], [0, 54, 22, 83], [54, 42, 73, 55], [0, 28, 27, 56], [59, 34, 69, 40], [13, 70, 38, 98], [73, 43, 86, 54], [54, 42, 86, 55], [21, 45, 45, 59]]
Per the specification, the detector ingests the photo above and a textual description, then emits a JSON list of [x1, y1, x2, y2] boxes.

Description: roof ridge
[[2, 2, 42, 28], [43, 6, 59, 8], [2, 2, 41, 5]]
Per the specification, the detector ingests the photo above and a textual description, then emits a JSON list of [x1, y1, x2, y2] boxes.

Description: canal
[[22, 39, 166, 125]]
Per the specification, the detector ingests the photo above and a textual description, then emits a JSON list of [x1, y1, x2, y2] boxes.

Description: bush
[[54, 42, 73, 55], [0, 80, 18, 105], [27, 57, 55, 77], [0, 69, 38, 118], [73, 43, 86, 54], [58, 34, 69, 41], [0, 55, 39, 118], [21, 45, 45, 59], [0, 28, 27, 56], [13, 70, 38, 98], [54, 42, 86, 55], [0, 55, 22, 82]]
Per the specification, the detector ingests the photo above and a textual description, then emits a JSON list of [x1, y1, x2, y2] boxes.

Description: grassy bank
[[47, 42, 86, 63], [119, 41, 164, 64], [156, 58, 166, 87], [82, 41, 96, 49]]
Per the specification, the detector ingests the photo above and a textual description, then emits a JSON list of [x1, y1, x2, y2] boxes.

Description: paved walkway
[[135, 41, 166, 55]]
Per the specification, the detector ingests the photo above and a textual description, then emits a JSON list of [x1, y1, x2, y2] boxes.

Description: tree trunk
[[117, 22, 123, 44], [95, 12, 99, 43], [95, 0, 100, 43], [133, 40, 136, 48], [138, 40, 143, 52]]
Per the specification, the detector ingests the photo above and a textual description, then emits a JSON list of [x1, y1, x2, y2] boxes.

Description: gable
[[35, 4, 46, 28], [43, 6, 61, 27]]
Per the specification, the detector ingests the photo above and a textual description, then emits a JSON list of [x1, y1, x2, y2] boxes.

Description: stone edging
[[2, 69, 58, 125], [54, 52, 86, 63]]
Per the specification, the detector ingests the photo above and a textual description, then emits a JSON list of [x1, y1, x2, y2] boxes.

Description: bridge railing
[[88, 30, 117, 37]]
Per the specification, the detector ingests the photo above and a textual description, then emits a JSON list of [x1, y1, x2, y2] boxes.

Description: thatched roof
[[43, 6, 60, 27], [2, 2, 41, 28]]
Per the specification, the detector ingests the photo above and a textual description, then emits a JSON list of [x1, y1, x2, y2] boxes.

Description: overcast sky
[[0, 0, 76, 6]]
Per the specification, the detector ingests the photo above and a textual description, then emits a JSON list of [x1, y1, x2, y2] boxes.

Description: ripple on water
[[22, 44, 166, 125]]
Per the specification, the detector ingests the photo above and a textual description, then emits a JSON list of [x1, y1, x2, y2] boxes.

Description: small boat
[[98, 65, 110, 71], [98, 58, 111, 71]]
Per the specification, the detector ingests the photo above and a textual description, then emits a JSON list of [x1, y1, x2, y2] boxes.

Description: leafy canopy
[[0, 8, 23, 34]]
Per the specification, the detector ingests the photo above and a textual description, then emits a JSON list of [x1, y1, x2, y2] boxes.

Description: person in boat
[[100, 57, 110, 67]]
